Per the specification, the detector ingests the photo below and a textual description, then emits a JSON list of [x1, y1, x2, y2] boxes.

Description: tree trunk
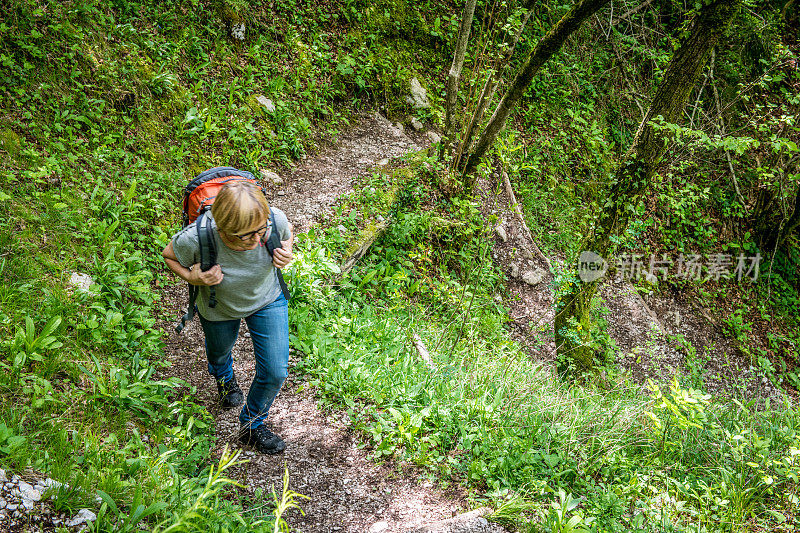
[[459, 0, 611, 188], [455, 0, 536, 168], [777, 191, 800, 250], [441, 0, 478, 160], [555, 0, 743, 371]]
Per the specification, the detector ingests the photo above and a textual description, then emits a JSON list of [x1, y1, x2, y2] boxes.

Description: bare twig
[[688, 66, 710, 128], [611, 0, 655, 25], [709, 50, 748, 212], [502, 171, 553, 272], [608, 31, 646, 120], [412, 334, 435, 369], [452, 0, 503, 169], [457, 5, 534, 167]]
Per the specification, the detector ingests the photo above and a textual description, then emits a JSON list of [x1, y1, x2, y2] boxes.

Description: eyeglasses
[[231, 224, 269, 241]]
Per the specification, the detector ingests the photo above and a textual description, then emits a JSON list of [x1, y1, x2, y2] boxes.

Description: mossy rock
[[245, 94, 272, 116], [218, 5, 242, 24]]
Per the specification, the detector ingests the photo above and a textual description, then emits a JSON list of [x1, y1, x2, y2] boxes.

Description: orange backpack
[[175, 167, 289, 333]]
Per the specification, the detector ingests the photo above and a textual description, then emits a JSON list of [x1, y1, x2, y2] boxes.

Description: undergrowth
[[281, 161, 800, 532], [0, 0, 450, 528]]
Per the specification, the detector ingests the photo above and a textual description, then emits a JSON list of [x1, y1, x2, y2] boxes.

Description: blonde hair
[[212, 180, 269, 234]]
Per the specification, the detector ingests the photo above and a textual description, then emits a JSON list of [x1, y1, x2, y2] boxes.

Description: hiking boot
[[216, 375, 244, 409], [239, 425, 286, 455]]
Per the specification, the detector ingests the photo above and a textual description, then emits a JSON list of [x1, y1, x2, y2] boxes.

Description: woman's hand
[[273, 231, 294, 269], [190, 264, 224, 286]]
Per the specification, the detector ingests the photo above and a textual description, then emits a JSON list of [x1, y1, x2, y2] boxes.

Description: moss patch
[[0, 127, 24, 166]]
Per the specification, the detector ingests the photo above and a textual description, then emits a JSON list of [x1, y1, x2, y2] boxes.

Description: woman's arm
[[162, 241, 224, 286]]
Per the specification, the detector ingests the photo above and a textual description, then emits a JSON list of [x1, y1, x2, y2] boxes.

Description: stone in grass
[[522, 268, 547, 286], [18, 481, 41, 502], [260, 169, 282, 185], [69, 272, 95, 293], [406, 77, 430, 109], [231, 22, 245, 41], [39, 478, 62, 490], [255, 95, 276, 113], [426, 130, 442, 144], [495, 225, 508, 242], [67, 509, 97, 527], [410, 117, 423, 131], [369, 521, 389, 533]]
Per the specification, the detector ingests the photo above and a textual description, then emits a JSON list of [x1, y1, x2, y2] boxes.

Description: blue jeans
[[198, 294, 289, 429]]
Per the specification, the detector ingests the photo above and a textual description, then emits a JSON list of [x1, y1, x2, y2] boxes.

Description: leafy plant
[[0, 422, 26, 456], [534, 489, 594, 533], [3, 315, 63, 379]]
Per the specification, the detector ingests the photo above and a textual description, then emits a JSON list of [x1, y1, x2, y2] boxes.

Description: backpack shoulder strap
[[265, 208, 281, 256], [265, 208, 290, 302], [197, 212, 217, 271], [197, 212, 217, 309], [175, 212, 219, 332], [175, 283, 198, 333]]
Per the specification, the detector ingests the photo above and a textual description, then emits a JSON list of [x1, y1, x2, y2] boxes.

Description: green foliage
[[0, 0, 456, 527], [534, 489, 594, 533], [283, 161, 800, 532], [722, 308, 753, 346], [0, 422, 26, 456], [0, 0, 797, 532]]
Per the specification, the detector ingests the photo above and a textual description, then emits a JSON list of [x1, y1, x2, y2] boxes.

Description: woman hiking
[[162, 179, 293, 455]]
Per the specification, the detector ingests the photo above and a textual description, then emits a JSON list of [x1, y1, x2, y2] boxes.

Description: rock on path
[[0, 467, 96, 530]]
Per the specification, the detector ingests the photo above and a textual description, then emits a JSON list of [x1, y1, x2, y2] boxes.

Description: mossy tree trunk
[[554, 0, 743, 371], [753, 183, 800, 253], [458, 0, 611, 188], [776, 191, 800, 250]]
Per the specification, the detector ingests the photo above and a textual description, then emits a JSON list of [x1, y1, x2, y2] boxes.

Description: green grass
[[0, 0, 455, 529]]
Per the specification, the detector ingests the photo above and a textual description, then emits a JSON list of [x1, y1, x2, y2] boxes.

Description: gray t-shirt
[[171, 208, 291, 321]]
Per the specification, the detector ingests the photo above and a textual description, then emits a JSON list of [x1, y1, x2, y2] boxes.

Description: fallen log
[[339, 220, 390, 276]]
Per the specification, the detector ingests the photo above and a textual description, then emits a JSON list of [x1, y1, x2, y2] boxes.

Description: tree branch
[[442, 0, 479, 159], [611, 0, 655, 25], [460, 0, 611, 185], [502, 171, 553, 272]]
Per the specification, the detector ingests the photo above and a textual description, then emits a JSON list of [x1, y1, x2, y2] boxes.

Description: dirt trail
[[160, 113, 507, 533]]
